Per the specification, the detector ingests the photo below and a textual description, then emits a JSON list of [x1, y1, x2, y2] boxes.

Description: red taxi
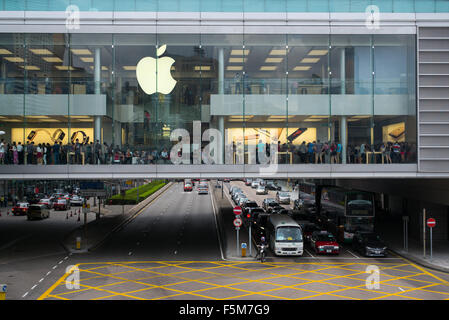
[[310, 231, 340, 255], [12, 202, 29, 216]]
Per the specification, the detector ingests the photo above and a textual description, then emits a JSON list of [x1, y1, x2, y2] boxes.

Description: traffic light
[[246, 212, 252, 221]]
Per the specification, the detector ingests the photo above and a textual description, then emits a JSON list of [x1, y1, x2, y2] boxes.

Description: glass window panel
[[136, 0, 157, 11], [436, 0, 449, 11], [330, 0, 351, 12], [5, 0, 25, 10], [373, 34, 416, 164], [49, 0, 70, 11], [376, 0, 394, 12], [415, 0, 436, 12], [308, 0, 329, 12], [288, 35, 330, 164], [286, 0, 307, 11], [92, 0, 114, 11], [114, 0, 135, 11], [393, 0, 415, 12], [69, 0, 91, 11]]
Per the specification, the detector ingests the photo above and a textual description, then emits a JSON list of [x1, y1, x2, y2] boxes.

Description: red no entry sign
[[233, 206, 242, 215], [427, 218, 436, 228]]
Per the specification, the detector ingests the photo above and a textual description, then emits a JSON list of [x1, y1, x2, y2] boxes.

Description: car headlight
[[334, 246, 339, 250], [366, 247, 376, 251]]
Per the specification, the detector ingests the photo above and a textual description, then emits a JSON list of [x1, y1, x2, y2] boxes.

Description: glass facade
[[0, 0, 447, 13], [0, 33, 417, 165]]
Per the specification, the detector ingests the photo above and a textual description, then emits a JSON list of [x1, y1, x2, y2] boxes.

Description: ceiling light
[[5, 57, 24, 62], [80, 57, 94, 63], [304, 119, 323, 122], [66, 115, 91, 119], [229, 57, 247, 63], [0, 49, 12, 55], [194, 66, 211, 71], [226, 66, 243, 71], [171, 66, 175, 71], [123, 66, 136, 71], [260, 66, 277, 71], [308, 49, 328, 56], [265, 57, 283, 63], [89, 66, 108, 71], [309, 115, 329, 119], [42, 57, 63, 63], [231, 49, 250, 56], [29, 48, 53, 55], [71, 49, 92, 55], [20, 65, 40, 70], [269, 49, 287, 55], [301, 57, 320, 63], [26, 116, 50, 119], [293, 66, 312, 71], [352, 115, 370, 118], [55, 65, 76, 70], [2, 119, 22, 122]]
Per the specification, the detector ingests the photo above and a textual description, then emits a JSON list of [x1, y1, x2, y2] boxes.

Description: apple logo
[[136, 44, 177, 95]]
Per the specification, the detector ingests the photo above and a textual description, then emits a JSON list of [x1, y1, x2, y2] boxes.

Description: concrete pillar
[[340, 48, 347, 164], [94, 47, 102, 143], [218, 48, 225, 164]]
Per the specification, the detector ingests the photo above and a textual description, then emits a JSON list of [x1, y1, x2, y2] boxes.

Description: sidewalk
[[63, 182, 173, 253], [210, 181, 255, 261], [377, 218, 449, 273]]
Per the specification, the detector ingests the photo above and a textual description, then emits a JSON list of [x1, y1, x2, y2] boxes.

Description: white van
[[267, 214, 303, 256]]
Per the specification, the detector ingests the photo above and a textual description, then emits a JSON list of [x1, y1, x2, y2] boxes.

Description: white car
[[70, 195, 84, 206], [251, 181, 259, 189], [256, 185, 267, 195], [198, 185, 209, 195]]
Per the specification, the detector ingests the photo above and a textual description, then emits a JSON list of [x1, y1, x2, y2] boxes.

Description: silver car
[[256, 185, 267, 195], [276, 191, 291, 204]]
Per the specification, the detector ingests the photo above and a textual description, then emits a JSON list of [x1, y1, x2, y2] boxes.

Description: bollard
[[241, 242, 247, 257], [0, 284, 6, 300], [76, 237, 81, 250]]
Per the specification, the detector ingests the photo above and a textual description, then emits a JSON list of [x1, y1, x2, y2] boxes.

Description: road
[[1, 180, 449, 300]]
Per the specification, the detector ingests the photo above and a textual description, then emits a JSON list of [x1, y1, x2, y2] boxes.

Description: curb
[[63, 182, 173, 253], [389, 248, 449, 274]]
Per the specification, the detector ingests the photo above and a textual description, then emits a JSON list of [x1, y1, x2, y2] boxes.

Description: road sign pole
[[249, 224, 252, 257], [430, 226, 433, 260], [236, 227, 239, 256], [423, 208, 426, 258]]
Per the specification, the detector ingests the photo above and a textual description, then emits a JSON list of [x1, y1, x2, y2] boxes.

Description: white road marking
[[31, 285, 37, 290], [128, 251, 132, 255], [22, 292, 29, 298], [399, 287, 405, 292], [52, 265, 57, 269], [46, 271, 51, 276], [58, 260, 63, 264], [304, 248, 316, 258], [39, 278, 44, 283], [346, 249, 360, 259]]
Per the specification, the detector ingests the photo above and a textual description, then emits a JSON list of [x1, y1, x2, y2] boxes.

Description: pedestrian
[[17, 141, 24, 164], [94, 140, 102, 164], [12, 142, 18, 165], [53, 141, 60, 164], [298, 141, 307, 163]]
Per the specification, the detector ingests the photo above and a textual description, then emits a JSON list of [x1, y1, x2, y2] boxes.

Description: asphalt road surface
[[2, 181, 449, 300]]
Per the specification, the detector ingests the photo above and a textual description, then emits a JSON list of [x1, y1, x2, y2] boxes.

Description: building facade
[[0, 0, 447, 179]]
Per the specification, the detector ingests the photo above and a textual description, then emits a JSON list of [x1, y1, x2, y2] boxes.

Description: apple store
[[0, 31, 417, 166]]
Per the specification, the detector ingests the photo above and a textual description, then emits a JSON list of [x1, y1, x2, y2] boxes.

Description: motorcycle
[[257, 244, 267, 263]]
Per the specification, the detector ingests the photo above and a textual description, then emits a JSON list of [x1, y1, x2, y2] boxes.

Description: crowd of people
[[0, 138, 416, 165]]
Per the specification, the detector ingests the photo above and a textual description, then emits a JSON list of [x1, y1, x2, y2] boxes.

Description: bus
[[316, 186, 375, 243], [266, 214, 303, 256]]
